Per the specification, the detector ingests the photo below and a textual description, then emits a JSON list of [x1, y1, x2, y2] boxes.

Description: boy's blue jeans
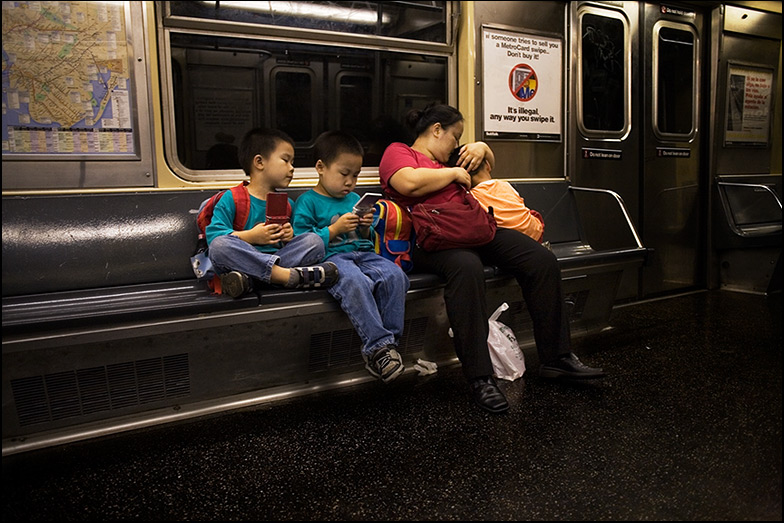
[[327, 251, 410, 357], [208, 233, 325, 283]]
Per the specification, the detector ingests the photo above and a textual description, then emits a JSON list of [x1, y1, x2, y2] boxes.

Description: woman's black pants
[[412, 228, 571, 380]]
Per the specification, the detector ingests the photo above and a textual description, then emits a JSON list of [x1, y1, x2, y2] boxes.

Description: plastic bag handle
[[489, 302, 509, 322]]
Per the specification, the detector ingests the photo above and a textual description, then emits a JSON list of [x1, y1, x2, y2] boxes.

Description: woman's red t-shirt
[[378, 142, 466, 207]]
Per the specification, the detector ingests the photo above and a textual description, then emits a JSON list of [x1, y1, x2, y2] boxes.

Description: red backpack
[[197, 181, 252, 240], [192, 181, 251, 294]]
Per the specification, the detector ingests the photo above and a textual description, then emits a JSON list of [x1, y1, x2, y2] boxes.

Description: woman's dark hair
[[404, 103, 463, 137]]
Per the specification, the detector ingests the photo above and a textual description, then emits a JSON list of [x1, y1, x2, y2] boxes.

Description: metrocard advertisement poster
[[482, 26, 562, 141]]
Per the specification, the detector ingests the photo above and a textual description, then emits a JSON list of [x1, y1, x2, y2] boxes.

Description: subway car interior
[[2, 1, 781, 520]]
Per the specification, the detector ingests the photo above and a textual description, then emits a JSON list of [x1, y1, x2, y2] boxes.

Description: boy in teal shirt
[[207, 128, 339, 297], [292, 131, 410, 383]]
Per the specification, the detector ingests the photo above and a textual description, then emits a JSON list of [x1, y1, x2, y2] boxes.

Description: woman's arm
[[388, 166, 471, 197]]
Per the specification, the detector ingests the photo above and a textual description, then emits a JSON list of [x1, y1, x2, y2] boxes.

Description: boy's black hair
[[238, 128, 294, 176], [314, 130, 364, 166], [447, 146, 462, 168]]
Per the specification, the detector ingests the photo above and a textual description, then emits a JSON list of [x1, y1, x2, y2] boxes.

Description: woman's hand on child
[[456, 142, 489, 172]]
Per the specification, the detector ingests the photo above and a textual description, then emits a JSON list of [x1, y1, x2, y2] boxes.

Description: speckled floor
[[2, 290, 781, 521]]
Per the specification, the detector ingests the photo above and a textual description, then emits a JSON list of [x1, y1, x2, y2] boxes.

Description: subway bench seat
[[1, 181, 645, 454], [713, 175, 782, 294]]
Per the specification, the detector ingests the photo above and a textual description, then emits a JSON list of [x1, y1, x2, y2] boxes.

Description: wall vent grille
[[10, 353, 190, 427], [309, 316, 428, 373]]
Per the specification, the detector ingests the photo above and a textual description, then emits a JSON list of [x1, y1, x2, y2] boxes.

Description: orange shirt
[[471, 180, 544, 241]]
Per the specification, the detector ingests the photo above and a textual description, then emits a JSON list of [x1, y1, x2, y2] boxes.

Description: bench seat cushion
[[551, 241, 645, 270], [0, 266, 493, 337], [2, 182, 646, 338], [1, 281, 257, 335]]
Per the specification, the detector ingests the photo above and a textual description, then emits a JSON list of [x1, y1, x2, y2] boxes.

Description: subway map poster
[[2, 1, 137, 157]]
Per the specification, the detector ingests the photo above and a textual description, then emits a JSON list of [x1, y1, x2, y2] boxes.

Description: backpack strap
[[196, 192, 224, 238], [197, 181, 251, 237], [207, 274, 223, 294], [229, 181, 251, 231], [530, 209, 545, 243], [212, 182, 250, 295]]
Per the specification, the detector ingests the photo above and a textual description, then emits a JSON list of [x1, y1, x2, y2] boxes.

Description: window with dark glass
[[274, 71, 315, 143], [581, 13, 626, 133], [339, 74, 374, 143], [161, 1, 450, 177], [168, 33, 446, 170], [655, 26, 696, 137]]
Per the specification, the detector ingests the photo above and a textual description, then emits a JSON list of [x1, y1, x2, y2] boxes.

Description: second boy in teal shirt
[[292, 131, 410, 383]]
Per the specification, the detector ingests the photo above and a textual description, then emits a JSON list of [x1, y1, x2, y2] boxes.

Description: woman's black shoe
[[470, 376, 509, 414], [539, 352, 605, 379]]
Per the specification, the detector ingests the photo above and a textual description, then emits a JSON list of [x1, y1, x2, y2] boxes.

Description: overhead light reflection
[[205, 1, 391, 25]]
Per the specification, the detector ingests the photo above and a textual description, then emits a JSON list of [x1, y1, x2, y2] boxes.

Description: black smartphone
[[352, 192, 382, 215], [265, 192, 290, 225]]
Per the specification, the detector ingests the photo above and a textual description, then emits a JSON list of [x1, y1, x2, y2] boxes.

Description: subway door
[[568, 2, 641, 301], [640, 4, 704, 297]]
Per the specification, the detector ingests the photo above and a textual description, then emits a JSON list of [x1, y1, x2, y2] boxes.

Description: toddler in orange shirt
[[468, 159, 545, 242]]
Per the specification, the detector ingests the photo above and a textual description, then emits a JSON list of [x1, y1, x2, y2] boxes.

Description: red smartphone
[[265, 192, 290, 225]]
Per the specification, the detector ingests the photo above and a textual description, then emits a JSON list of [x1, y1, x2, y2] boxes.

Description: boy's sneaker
[[364, 346, 405, 383], [220, 271, 252, 298], [289, 262, 340, 289]]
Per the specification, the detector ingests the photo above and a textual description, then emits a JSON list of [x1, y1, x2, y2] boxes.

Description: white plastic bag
[[487, 303, 526, 381]]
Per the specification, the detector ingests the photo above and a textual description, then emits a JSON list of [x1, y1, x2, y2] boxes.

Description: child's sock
[[282, 263, 338, 289], [285, 268, 301, 288]]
